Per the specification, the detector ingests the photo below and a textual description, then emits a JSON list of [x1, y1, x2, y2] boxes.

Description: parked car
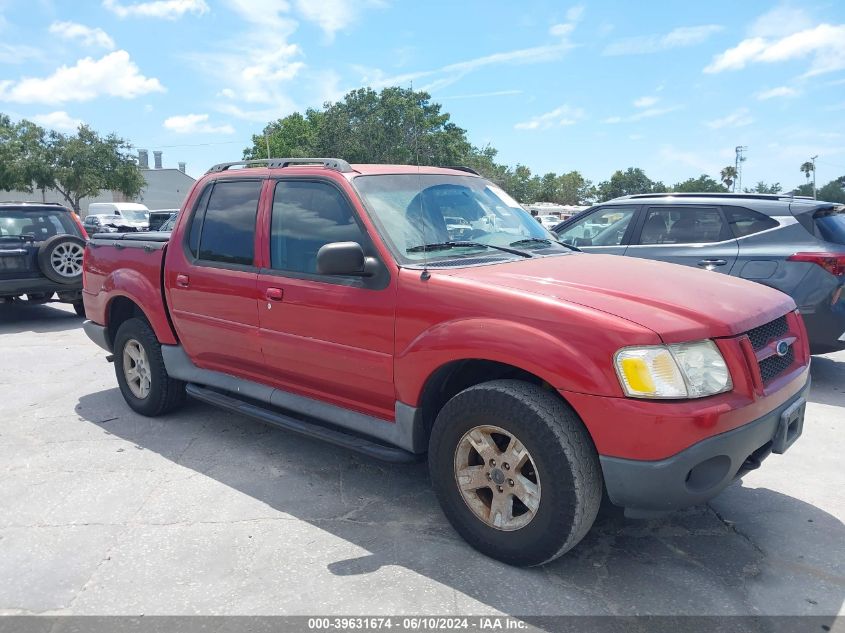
[[553, 193, 845, 354], [148, 209, 179, 231], [82, 160, 809, 567], [87, 202, 149, 229], [83, 214, 139, 234], [0, 201, 88, 315], [157, 212, 178, 232], [444, 215, 473, 240], [536, 214, 560, 230]]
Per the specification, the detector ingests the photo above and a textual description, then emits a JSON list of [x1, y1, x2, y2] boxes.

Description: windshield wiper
[[510, 237, 580, 252], [407, 241, 532, 258]]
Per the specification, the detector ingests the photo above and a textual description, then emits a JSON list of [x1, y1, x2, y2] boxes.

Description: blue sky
[[1, 0, 844, 190]]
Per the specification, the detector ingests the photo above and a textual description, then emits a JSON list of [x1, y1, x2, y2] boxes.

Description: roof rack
[[0, 201, 65, 206], [615, 192, 796, 201], [444, 166, 481, 176], [206, 158, 354, 174]]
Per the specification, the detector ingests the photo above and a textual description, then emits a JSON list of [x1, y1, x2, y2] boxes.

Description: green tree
[[245, 87, 473, 166], [818, 176, 845, 203], [0, 114, 52, 192], [800, 161, 814, 183], [793, 183, 814, 197], [720, 165, 737, 191], [672, 174, 727, 193], [48, 126, 145, 213], [744, 181, 783, 194], [595, 167, 664, 201]]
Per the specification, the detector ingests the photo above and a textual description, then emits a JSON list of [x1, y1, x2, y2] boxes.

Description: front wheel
[[428, 380, 602, 567], [113, 317, 186, 416]]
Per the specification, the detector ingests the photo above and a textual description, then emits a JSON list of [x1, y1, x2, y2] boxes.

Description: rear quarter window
[[0, 207, 76, 239], [815, 209, 845, 245], [723, 206, 779, 238]]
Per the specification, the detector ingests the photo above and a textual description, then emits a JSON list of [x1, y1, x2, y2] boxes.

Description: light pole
[[811, 155, 818, 199], [735, 146, 747, 193]]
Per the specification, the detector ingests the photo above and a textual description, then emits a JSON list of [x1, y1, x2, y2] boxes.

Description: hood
[[447, 253, 795, 342]]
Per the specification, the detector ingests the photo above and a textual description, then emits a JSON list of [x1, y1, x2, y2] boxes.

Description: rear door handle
[[698, 259, 727, 267], [176, 274, 190, 288], [265, 287, 284, 301]]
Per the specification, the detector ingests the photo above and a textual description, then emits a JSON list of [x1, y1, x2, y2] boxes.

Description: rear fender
[[395, 317, 615, 405], [102, 269, 177, 345]]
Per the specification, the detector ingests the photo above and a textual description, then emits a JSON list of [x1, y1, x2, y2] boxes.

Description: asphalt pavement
[[0, 301, 842, 618]]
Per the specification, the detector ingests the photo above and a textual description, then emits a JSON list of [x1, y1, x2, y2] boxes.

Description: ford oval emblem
[[775, 340, 790, 357]]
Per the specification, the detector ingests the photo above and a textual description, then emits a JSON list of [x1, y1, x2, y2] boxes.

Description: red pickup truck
[[83, 159, 810, 566]]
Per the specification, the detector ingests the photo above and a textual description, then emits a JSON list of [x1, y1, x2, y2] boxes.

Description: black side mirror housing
[[316, 242, 377, 277]]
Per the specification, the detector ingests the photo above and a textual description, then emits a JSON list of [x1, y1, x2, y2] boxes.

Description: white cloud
[[0, 43, 41, 64], [704, 23, 845, 76], [163, 113, 234, 134], [602, 105, 680, 124], [749, 6, 814, 38], [514, 104, 584, 130], [604, 25, 722, 55], [549, 4, 584, 38], [30, 110, 83, 132], [659, 145, 719, 176], [103, 0, 208, 19], [0, 51, 164, 104], [706, 108, 754, 129], [49, 21, 115, 49], [441, 90, 523, 100], [566, 5, 585, 22], [294, 0, 385, 40], [633, 96, 658, 108], [756, 86, 798, 100]]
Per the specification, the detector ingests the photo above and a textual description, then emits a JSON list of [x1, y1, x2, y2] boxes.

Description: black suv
[[0, 202, 88, 315]]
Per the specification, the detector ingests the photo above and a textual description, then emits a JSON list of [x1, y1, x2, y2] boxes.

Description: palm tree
[[720, 166, 737, 191], [800, 161, 814, 182]]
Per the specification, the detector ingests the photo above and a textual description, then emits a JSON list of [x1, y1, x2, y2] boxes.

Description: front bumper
[[600, 377, 810, 515]]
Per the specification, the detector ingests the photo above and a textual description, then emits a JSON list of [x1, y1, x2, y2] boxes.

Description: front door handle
[[265, 287, 284, 301], [175, 274, 190, 288], [698, 259, 727, 267]]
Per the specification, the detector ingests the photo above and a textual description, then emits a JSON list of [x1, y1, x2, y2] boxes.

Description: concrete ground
[[0, 301, 843, 617]]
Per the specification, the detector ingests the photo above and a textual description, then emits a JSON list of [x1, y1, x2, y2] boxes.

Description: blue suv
[[553, 193, 845, 354]]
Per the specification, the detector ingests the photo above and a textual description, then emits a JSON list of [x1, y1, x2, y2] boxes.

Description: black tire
[[72, 300, 86, 317], [428, 379, 602, 567], [37, 235, 85, 284], [113, 317, 186, 416]]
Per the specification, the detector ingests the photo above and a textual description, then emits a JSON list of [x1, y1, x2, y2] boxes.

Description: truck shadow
[[808, 355, 845, 407], [0, 301, 82, 335], [74, 388, 845, 618]]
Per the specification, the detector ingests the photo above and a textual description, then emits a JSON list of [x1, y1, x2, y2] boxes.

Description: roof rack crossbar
[[615, 192, 796, 201], [206, 158, 353, 174]]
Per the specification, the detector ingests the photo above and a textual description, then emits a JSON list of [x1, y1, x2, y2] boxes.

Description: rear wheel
[[114, 317, 186, 416], [428, 380, 602, 566], [25, 293, 53, 304]]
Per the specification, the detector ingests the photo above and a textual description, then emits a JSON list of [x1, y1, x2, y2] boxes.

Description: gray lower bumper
[[83, 320, 111, 352], [600, 378, 811, 515]]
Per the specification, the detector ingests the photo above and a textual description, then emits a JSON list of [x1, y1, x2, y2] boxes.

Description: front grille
[[746, 315, 788, 351], [759, 346, 795, 382]]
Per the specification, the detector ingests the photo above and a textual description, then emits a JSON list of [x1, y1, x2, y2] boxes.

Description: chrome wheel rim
[[50, 242, 84, 277], [454, 425, 541, 531], [123, 339, 151, 399]]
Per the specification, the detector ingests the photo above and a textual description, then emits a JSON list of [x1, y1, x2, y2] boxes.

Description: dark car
[[0, 201, 88, 315], [553, 193, 845, 353], [83, 214, 139, 234], [148, 209, 179, 231]]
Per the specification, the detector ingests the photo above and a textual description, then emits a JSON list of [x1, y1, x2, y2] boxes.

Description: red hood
[[446, 253, 795, 343]]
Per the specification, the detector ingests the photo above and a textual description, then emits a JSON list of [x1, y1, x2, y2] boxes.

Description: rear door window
[[815, 208, 845, 245], [723, 206, 778, 237], [638, 206, 727, 244], [191, 180, 261, 266]]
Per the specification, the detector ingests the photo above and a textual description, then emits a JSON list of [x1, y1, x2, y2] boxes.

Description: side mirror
[[316, 242, 376, 277]]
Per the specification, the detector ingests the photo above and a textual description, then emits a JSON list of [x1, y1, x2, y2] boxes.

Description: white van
[[87, 202, 149, 228]]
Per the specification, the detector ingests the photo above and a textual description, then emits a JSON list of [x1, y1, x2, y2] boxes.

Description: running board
[[185, 384, 419, 464]]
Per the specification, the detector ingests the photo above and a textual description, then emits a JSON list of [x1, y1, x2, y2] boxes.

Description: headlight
[[614, 340, 731, 399]]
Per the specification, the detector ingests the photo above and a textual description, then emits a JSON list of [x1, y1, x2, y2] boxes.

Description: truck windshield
[[353, 174, 568, 265], [121, 210, 149, 222]]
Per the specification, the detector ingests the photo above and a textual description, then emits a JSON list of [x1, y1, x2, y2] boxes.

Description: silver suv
[[553, 193, 845, 354]]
